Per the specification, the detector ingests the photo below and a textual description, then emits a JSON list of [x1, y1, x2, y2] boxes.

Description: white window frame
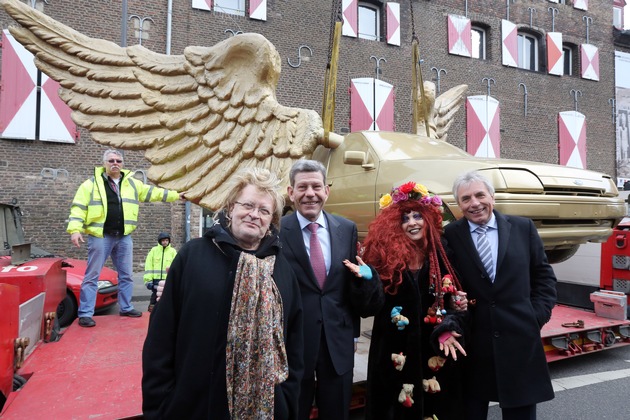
[[471, 26, 486, 60], [517, 33, 539, 71], [562, 46, 573, 76], [214, 0, 245, 16], [358, 3, 379, 41], [614, 7, 623, 29]]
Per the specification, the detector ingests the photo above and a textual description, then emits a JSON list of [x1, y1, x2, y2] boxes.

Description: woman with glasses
[[142, 167, 304, 420]]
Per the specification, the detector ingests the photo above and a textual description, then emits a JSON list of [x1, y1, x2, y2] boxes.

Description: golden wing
[[414, 81, 436, 137], [1, 0, 324, 210], [432, 84, 468, 142], [414, 81, 467, 142]]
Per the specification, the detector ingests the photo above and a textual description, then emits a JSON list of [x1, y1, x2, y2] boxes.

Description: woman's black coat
[[142, 222, 304, 419]]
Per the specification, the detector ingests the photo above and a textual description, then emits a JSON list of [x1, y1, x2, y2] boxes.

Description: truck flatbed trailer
[[1, 315, 146, 419], [541, 304, 630, 363]]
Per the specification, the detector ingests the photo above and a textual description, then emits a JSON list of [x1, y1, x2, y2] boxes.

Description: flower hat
[[379, 181, 442, 210]]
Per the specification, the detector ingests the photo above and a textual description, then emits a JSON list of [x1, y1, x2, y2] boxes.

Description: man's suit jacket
[[281, 211, 381, 377], [443, 210, 556, 408]]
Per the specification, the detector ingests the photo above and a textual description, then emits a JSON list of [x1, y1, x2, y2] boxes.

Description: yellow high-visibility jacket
[[143, 244, 178, 284], [67, 167, 179, 237]]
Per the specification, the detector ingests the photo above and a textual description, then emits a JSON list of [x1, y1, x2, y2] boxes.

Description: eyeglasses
[[107, 159, 123, 164], [234, 201, 272, 218]]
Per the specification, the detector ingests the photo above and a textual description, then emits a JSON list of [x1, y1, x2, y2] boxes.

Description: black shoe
[[78, 317, 96, 327], [119, 309, 142, 317]]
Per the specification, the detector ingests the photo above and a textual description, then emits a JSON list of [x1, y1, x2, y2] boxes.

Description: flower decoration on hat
[[379, 181, 442, 210]]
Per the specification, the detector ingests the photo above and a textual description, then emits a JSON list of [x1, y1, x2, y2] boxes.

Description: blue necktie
[[475, 225, 494, 282]]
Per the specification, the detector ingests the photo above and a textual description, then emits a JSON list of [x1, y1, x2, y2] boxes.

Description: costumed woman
[[142, 167, 303, 420], [346, 181, 468, 420]]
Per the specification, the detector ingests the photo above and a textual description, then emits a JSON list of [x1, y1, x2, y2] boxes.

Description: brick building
[[0, 0, 625, 268]]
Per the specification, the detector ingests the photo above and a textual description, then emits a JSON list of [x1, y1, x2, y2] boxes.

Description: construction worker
[[68, 149, 184, 327], [144, 232, 177, 312]]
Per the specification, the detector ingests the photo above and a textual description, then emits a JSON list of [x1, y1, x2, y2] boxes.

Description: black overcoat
[[443, 211, 556, 408], [365, 253, 466, 420], [142, 221, 304, 419]]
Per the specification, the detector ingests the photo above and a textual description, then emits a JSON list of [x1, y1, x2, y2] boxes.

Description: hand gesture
[[343, 256, 372, 280], [439, 331, 467, 361]]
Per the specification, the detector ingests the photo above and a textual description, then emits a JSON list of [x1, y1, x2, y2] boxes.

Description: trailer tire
[[604, 329, 616, 347], [56, 291, 78, 328], [13, 374, 26, 391]]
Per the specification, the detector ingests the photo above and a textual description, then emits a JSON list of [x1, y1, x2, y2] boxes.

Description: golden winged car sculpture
[[0, 0, 336, 210], [1, 0, 467, 210], [1, 0, 626, 263]]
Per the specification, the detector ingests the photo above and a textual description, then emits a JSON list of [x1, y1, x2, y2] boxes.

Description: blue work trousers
[[78, 234, 134, 317]]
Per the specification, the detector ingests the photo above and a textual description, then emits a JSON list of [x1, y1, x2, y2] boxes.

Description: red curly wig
[[362, 200, 459, 296]]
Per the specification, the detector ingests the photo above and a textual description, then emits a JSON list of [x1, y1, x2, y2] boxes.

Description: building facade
[[0, 0, 624, 268]]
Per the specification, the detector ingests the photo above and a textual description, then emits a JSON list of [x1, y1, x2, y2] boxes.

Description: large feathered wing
[[1, 0, 324, 210], [415, 81, 468, 142], [432, 84, 468, 142]]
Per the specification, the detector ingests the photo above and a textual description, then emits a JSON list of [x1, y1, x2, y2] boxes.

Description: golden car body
[[312, 131, 626, 263]]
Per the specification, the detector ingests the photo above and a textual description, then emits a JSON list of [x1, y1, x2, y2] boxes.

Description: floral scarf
[[226, 251, 288, 419]]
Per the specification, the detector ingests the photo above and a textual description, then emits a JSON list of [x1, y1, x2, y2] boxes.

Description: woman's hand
[[343, 256, 372, 280], [156, 280, 166, 301], [439, 331, 466, 361], [451, 291, 468, 311]]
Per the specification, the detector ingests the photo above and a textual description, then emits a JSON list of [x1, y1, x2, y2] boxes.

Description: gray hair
[[289, 159, 327, 186], [217, 167, 284, 229], [452, 171, 495, 202], [103, 149, 124, 163]]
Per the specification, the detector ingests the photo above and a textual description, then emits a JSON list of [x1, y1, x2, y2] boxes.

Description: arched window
[[562, 43, 578, 76], [562, 46, 572, 76], [517, 32, 540, 71], [358, 2, 380, 41], [472, 26, 487, 60]]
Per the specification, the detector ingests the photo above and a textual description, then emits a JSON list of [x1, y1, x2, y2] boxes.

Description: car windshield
[[361, 131, 472, 160]]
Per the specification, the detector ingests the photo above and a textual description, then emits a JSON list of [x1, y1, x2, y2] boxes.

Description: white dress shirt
[[296, 211, 331, 275]]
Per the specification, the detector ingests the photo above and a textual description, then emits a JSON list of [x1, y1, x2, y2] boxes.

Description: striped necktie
[[475, 225, 494, 282]]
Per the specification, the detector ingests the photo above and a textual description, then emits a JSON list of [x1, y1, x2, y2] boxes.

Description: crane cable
[[321, 0, 342, 146], [410, 0, 431, 137]]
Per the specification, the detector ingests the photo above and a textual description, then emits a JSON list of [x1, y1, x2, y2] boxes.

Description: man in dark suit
[[444, 171, 556, 420], [281, 159, 382, 420]]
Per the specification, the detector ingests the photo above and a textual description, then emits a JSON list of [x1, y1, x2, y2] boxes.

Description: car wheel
[[56, 291, 78, 328], [546, 245, 580, 264]]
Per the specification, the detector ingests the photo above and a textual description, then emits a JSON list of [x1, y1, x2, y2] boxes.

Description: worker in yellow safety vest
[[67, 149, 184, 328], [144, 232, 178, 312]]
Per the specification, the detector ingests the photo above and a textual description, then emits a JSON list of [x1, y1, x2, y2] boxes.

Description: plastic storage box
[[590, 290, 627, 320]]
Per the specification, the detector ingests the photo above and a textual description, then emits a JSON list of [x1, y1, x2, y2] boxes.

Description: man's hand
[[156, 280, 166, 301], [71, 232, 84, 248]]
